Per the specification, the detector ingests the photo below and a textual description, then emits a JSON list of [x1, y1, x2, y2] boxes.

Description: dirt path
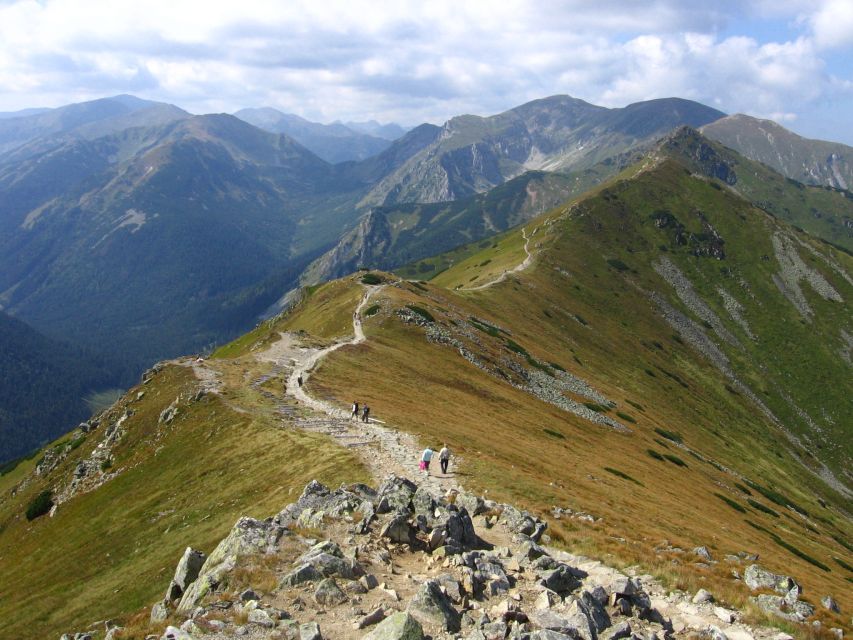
[[465, 225, 537, 291], [253, 285, 461, 492]]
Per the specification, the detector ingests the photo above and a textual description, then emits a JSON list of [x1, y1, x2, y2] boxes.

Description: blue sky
[[0, 0, 851, 144]]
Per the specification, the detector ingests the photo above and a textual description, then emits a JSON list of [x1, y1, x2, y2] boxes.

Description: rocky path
[[466, 226, 536, 291], [254, 285, 461, 493]]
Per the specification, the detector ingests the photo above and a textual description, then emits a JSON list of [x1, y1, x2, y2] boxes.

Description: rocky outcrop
[[126, 476, 827, 640]]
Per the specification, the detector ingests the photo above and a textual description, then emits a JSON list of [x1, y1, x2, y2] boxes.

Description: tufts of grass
[[734, 482, 753, 496], [767, 533, 831, 572], [604, 467, 644, 487], [549, 361, 566, 372], [654, 428, 683, 444], [361, 273, 383, 285], [543, 428, 565, 439], [747, 498, 779, 517], [410, 281, 428, 292], [744, 479, 809, 517], [663, 453, 688, 467], [406, 305, 435, 323], [625, 399, 644, 412], [25, 490, 54, 521], [363, 304, 381, 317], [715, 493, 747, 513], [647, 449, 665, 461], [834, 557, 853, 573], [470, 318, 500, 337], [607, 258, 630, 272], [583, 402, 610, 413], [615, 411, 637, 424], [504, 339, 529, 357]]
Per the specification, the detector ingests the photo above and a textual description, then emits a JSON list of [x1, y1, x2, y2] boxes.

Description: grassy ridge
[[0, 363, 369, 638], [300, 160, 852, 616]]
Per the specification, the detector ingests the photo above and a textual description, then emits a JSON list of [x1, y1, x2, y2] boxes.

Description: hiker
[[420, 447, 434, 476], [297, 374, 303, 387], [439, 444, 450, 474], [362, 405, 370, 422], [351, 401, 359, 421]]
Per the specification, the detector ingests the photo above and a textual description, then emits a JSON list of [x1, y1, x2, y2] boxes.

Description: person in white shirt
[[439, 444, 450, 474], [420, 447, 434, 476]]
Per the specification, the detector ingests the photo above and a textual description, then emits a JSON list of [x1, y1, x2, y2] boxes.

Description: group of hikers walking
[[351, 401, 370, 423], [420, 444, 451, 476]]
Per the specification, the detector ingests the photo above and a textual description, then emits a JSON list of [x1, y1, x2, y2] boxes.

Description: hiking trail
[[253, 284, 460, 493], [465, 226, 537, 291]]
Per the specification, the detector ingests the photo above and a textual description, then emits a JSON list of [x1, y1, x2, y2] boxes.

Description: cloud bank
[[0, 0, 851, 143]]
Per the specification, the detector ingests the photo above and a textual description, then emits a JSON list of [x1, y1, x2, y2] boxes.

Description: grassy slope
[[0, 358, 369, 638], [297, 161, 851, 621]]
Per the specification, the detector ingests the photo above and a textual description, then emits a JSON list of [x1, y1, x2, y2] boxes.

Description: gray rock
[[446, 508, 478, 549], [693, 546, 713, 561], [519, 540, 547, 561], [177, 517, 283, 612], [314, 578, 348, 606], [536, 589, 561, 610], [360, 574, 379, 591], [150, 600, 169, 624], [240, 588, 259, 602], [300, 621, 323, 640], [427, 527, 447, 551], [791, 600, 815, 619], [280, 563, 323, 587], [435, 573, 465, 603], [456, 492, 487, 516], [381, 515, 416, 545], [482, 620, 508, 640], [600, 621, 632, 640], [248, 608, 276, 628], [362, 612, 425, 640], [578, 590, 611, 632], [821, 595, 840, 613], [160, 627, 192, 640], [528, 610, 581, 636], [357, 607, 388, 629], [744, 565, 797, 594], [377, 476, 417, 514], [407, 579, 461, 632], [166, 547, 206, 601], [692, 589, 714, 604], [540, 564, 581, 593], [529, 631, 576, 640], [412, 486, 436, 518], [714, 607, 735, 623]]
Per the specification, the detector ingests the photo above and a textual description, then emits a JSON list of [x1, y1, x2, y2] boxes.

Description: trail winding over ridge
[[465, 225, 536, 291]]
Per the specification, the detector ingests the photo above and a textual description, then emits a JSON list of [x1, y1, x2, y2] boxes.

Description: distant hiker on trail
[[297, 374, 303, 387], [439, 444, 450, 474], [362, 405, 370, 422], [351, 401, 359, 421], [420, 447, 434, 476]]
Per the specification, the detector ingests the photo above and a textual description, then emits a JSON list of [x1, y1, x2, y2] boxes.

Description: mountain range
[[2, 92, 853, 465], [0, 121, 849, 638]]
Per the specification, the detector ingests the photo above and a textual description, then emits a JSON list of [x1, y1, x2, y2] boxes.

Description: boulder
[[744, 565, 797, 594], [381, 515, 416, 545], [407, 579, 461, 632], [714, 607, 735, 623], [166, 547, 206, 602], [577, 590, 611, 632], [360, 574, 380, 591], [821, 595, 840, 613], [412, 486, 436, 518], [529, 631, 576, 640], [357, 607, 388, 629], [314, 578, 348, 606], [435, 573, 465, 603], [446, 508, 478, 549], [300, 621, 323, 640], [150, 600, 169, 624], [535, 589, 561, 610], [693, 546, 713, 561], [692, 589, 714, 604], [456, 492, 487, 516], [177, 517, 283, 612], [160, 627, 192, 640], [248, 608, 276, 628], [539, 564, 581, 593], [377, 476, 417, 514], [280, 563, 323, 587], [599, 621, 632, 640], [362, 612, 425, 640]]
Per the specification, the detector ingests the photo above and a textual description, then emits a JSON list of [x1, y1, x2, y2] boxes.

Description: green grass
[[604, 467, 644, 487], [647, 449, 665, 461], [361, 273, 383, 285], [715, 493, 747, 513], [364, 304, 381, 317], [747, 498, 779, 517], [544, 428, 565, 439], [615, 411, 636, 423], [654, 428, 683, 444], [406, 305, 435, 322], [663, 453, 688, 467], [470, 318, 500, 337]]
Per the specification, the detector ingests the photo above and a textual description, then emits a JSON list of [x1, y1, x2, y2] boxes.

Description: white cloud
[[0, 0, 850, 143]]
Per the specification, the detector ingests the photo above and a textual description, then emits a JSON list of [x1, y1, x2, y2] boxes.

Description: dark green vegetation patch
[[364, 305, 381, 317], [714, 493, 746, 513], [25, 491, 54, 521], [405, 305, 435, 322], [361, 273, 383, 285], [543, 428, 565, 439], [654, 428, 683, 444], [604, 467, 644, 486]]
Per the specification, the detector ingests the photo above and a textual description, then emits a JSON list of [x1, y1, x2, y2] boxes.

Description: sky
[[0, 0, 852, 144]]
